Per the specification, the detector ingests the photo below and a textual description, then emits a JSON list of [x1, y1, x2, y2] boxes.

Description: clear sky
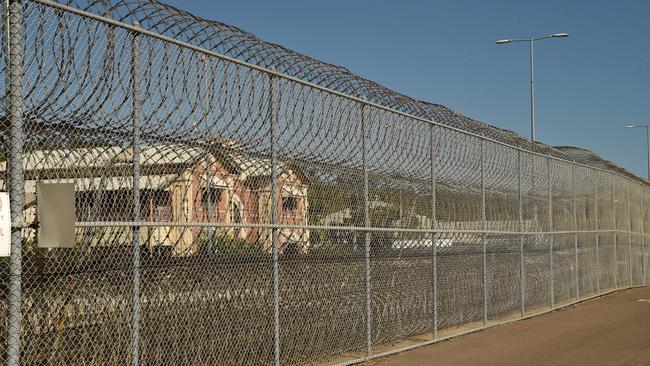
[[164, 0, 650, 178]]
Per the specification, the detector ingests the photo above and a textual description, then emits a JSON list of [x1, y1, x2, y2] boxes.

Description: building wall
[[20, 156, 310, 255], [174, 158, 310, 255]]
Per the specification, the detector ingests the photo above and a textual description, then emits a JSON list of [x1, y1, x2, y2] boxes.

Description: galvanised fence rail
[[0, 0, 648, 365]]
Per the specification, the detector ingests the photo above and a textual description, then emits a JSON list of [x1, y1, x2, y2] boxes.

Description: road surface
[[366, 287, 650, 366]]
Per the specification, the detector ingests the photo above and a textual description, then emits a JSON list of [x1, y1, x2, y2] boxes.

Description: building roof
[[0, 142, 303, 192]]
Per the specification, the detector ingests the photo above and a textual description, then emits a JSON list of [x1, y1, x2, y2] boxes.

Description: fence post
[[517, 151, 524, 317], [594, 173, 600, 293], [130, 21, 142, 366], [547, 158, 554, 308], [643, 188, 647, 286], [627, 180, 632, 286], [572, 166, 579, 301], [429, 125, 438, 338], [361, 104, 372, 356], [202, 56, 214, 250], [612, 175, 617, 288], [5, 1, 25, 365], [479, 140, 487, 325], [269, 73, 281, 366]]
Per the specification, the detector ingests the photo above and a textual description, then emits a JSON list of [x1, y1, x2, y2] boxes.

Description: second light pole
[[497, 33, 568, 142]]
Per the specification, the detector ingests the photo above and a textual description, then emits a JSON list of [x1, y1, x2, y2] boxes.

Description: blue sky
[[165, 0, 650, 178]]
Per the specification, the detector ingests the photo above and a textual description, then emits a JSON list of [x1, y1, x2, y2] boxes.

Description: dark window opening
[[201, 187, 222, 213], [282, 196, 298, 211]]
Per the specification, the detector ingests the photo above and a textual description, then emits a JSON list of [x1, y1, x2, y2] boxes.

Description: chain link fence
[[0, 0, 648, 365]]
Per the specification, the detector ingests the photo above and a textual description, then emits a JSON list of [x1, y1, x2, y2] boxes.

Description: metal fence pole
[[641, 187, 648, 286], [572, 166, 579, 301], [517, 151, 524, 317], [361, 104, 372, 356], [612, 175, 618, 288], [627, 180, 632, 286], [203, 56, 214, 250], [480, 139, 487, 326], [594, 173, 600, 293], [130, 21, 142, 366], [5, 1, 25, 365], [547, 158, 554, 308], [430, 125, 438, 338], [270, 74, 281, 366]]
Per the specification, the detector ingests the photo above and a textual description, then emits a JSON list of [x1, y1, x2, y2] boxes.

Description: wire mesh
[[0, 0, 648, 365]]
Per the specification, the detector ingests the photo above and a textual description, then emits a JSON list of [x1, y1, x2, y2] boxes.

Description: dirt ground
[[366, 287, 650, 366]]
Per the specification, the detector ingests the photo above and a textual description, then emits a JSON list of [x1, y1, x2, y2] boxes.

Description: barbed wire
[[0, 1, 647, 366]]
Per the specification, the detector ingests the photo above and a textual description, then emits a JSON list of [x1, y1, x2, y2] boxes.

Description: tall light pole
[[624, 124, 650, 180], [496, 33, 569, 142]]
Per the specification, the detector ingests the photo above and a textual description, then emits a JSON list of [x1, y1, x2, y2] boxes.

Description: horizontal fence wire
[[0, 1, 648, 366]]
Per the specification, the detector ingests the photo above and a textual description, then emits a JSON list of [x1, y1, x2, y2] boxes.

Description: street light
[[496, 33, 569, 142], [624, 124, 650, 180]]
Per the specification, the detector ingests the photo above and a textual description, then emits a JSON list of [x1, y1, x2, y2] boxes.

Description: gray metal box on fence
[[37, 183, 75, 248]]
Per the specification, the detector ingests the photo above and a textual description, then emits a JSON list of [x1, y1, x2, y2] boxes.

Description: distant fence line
[[0, 1, 648, 366]]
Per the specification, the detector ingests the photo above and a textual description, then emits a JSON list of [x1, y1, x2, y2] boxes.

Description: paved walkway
[[366, 287, 650, 366]]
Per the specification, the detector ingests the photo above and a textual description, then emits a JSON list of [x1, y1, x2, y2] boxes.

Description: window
[[153, 206, 171, 222], [230, 201, 242, 224], [148, 190, 171, 222], [282, 196, 298, 212], [230, 200, 244, 238], [75, 190, 133, 221], [75, 192, 92, 221], [201, 187, 222, 214]]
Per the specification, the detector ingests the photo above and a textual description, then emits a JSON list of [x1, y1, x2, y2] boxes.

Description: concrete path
[[366, 287, 650, 366]]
